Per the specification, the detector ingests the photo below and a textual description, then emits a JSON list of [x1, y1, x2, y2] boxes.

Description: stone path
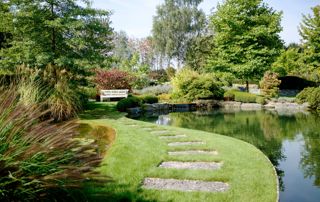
[[168, 141, 205, 146], [143, 178, 229, 192], [159, 161, 222, 170], [141, 125, 230, 193], [168, 150, 218, 156], [159, 135, 187, 139]]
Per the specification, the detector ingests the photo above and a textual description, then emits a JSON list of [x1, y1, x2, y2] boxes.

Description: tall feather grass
[[0, 86, 106, 201]]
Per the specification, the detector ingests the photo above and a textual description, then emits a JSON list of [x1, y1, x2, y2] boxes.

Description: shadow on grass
[[45, 184, 156, 202], [80, 183, 158, 202], [80, 102, 125, 120]]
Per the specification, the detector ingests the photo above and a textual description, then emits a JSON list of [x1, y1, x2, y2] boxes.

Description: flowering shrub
[[94, 69, 133, 91]]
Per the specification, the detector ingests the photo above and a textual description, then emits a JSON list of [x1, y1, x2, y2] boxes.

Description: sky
[[91, 0, 319, 44]]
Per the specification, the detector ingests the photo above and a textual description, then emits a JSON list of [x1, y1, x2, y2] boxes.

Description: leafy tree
[[185, 34, 214, 71], [272, 46, 304, 77], [0, 1, 11, 50], [299, 5, 320, 82], [0, 0, 113, 71], [112, 31, 133, 64], [152, 0, 206, 68], [207, 0, 283, 90]]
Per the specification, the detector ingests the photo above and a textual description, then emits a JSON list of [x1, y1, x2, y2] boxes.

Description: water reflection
[[137, 109, 320, 202]]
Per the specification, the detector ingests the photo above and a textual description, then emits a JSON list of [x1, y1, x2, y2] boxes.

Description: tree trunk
[[246, 80, 249, 92], [50, 2, 56, 57]]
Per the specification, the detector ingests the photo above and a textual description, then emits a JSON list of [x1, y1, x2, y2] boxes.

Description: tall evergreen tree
[[152, 0, 206, 68], [299, 5, 320, 82], [207, 0, 283, 90], [0, 0, 113, 71]]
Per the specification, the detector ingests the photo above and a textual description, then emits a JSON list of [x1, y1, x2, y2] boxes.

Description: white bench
[[100, 89, 129, 102]]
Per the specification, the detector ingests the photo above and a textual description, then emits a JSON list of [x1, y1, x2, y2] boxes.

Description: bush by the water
[[172, 69, 224, 101], [256, 96, 267, 105], [297, 87, 320, 111], [116, 96, 142, 112], [141, 95, 159, 104], [234, 91, 258, 103], [224, 90, 236, 101], [260, 71, 281, 98], [0, 87, 104, 201]]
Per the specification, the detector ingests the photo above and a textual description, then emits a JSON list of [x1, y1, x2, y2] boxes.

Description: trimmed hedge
[[116, 96, 141, 112], [234, 91, 258, 103], [141, 95, 159, 104]]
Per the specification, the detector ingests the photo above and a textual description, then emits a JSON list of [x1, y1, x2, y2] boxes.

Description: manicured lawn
[[79, 102, 278, 202]]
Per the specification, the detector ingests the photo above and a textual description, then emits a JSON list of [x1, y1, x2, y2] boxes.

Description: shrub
[[256, 96, 267, 105], [234, 91, 258, 103], [116, 96, 142, 112], [0, 87, 105, 201], [297, 87, 320, 111], [131, 75, 151, 90], [148, 69, 169, 84], [166, 66, 176, 79], [260, 71, 281, 98], [172, 69, 224, 101], [158, 93, 171, 102], [133, 83, 172, 95], [141, 95, 159, 104], [224, 90, 236, 101], [94, 68, 133, 91]]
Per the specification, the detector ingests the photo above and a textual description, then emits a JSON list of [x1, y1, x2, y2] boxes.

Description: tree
[[152, 0, 206, 68], [207, 0, 283, 91], [272, 46, 304, 77], [0, 0, 113, 71], [0, 1, 11, 50], [185, 34, 214, 71], [299, 5, 320, 82]]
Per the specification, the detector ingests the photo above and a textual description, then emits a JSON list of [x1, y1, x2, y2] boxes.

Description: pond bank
[[127, 99, 309, 117], [80, 102, 278, 202]]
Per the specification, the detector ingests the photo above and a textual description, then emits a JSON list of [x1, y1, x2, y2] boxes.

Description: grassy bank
[[79, 102, 278, 202]]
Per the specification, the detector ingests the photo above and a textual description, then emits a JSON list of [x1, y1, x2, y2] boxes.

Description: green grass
[[79, 102, 278, 202]]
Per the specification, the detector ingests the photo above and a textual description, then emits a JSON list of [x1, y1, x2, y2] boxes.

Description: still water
[[136, 109, 320, 202]]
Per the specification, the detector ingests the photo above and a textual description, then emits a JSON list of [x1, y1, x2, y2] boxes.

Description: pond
[[136, 109, 320, 202]]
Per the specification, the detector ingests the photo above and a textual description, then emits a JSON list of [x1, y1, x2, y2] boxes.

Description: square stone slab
[[142, 178, 229, 192]]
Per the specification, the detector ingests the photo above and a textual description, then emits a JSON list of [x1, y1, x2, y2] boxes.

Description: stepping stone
[[159, 135, 187, 139], [142, 128, 153, 131], [151, 130, 170, 135], [168, 141, 205, 146], [168, 150, 218, 156], [142, 178, 229, 192], [159, 161, 222, 170]]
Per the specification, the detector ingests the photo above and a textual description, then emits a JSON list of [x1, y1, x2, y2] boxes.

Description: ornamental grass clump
[[0, 87, 105, 201]]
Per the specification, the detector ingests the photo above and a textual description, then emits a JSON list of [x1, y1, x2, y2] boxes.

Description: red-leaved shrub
[[94, 69, 133, 91]]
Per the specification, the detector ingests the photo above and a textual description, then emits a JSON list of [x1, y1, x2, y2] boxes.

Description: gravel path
[[143, 178, 229, 192], [168, 141, 205, 146], [159, 161, 222, 170], [168, 150, 218, 156]]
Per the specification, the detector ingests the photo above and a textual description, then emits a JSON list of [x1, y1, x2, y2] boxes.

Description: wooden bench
[[100, 89, 129, 102]]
